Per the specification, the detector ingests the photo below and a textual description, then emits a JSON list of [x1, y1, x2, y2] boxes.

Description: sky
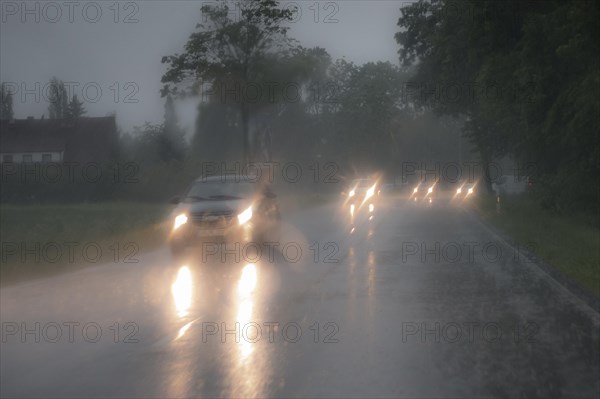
[[1, 1, 407, 134]]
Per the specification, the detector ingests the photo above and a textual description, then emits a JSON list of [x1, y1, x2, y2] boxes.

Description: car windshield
[[183, 181, 256, 201]]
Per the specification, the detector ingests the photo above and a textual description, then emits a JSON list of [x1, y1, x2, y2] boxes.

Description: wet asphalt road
[[1, 198, 599, 398]]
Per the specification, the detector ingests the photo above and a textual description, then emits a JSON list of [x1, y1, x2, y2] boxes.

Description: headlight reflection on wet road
[[237, 263, 257, 361], [238, 263, 257, 297], [226, 262, 272, 398], [171, 265, 193, 319]]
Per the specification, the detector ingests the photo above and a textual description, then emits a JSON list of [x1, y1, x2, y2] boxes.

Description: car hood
[[171, 199, 250, 217]]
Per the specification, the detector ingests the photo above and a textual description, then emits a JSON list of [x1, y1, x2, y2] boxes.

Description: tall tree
[[65, 94, 86, 120], [48, 77, 68, 119], [162, 95, 185, 162], [163, 95, 178, 136], [161, 0, 295, 163], [0, 83, 14, 120]]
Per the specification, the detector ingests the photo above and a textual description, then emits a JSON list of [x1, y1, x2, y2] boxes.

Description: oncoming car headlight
[[365, 184, 376, 200], [349, 189, 356, 198], [237, 206, 253, 225], [173, 214, 188, 230]]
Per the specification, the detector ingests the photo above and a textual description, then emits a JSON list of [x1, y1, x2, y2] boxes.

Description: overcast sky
[[1, 1, 405, 134]]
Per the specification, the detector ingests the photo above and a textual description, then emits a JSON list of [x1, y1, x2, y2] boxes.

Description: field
[[0, 203, 171, 285]]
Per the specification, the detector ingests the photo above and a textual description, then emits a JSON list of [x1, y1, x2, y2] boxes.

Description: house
[[0, 116, 118, 164]]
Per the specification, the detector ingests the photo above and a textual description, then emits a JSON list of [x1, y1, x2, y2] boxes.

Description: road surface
[[2, 198, 599, 398]]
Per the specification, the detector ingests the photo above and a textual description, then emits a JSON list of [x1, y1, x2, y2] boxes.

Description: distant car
[[409, 176, 439, 205], [168, 175, 281, 255], [344, 178, 379, 222], [454, 181, 477, 200]]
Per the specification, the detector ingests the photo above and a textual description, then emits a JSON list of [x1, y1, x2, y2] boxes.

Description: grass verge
[[0, 202, 171, 286], [475, 194, 600, 298]]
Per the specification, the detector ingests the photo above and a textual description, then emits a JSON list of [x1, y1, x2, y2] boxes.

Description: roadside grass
[[0, 202, 171, 286], [475, 194, 600, 297]]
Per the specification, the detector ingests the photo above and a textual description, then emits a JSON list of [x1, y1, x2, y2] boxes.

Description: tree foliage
[[65, 94, 86, 120], [396, 0, 599, 210], [161, 0, 295, 162], [320, 61, 415, 172]]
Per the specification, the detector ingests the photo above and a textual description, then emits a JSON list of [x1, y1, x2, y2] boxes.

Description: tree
[[128, 122, 166, 162], [395, 0, 599, 208], [65, 94, 86, 120], [326, 61, 412, 172], [192, 101, 241, 163], [286, 46, 333, 116], [162, 95, 186, 162], [161, 0, 295, 163], [163, 95, 178, 134], [0, 83, 14, 120], [48, 77, 68, 119]]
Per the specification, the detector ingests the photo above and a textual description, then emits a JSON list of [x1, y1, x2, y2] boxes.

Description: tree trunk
[[241, 104, 252, 165], [480, 149, 494, 194]]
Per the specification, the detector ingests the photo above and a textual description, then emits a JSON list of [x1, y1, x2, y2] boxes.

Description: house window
[[22, 154, 33, 163], [2, 154, 13, 163], [42, 154, 52, 163]]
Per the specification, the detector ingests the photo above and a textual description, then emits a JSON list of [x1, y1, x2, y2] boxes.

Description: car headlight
[[349, 189, 355, 198], [413, 187, 418, 194], [173, 214, 188, 230], [365, 184, 376, 200], [237, 206, 253, 225], [456, 187, 462, 194], [428, 186, 433, 194], [467, 187, 474, 194]]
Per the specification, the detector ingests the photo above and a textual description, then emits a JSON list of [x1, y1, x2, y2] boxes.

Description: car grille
[[190, 210, 235, 227]]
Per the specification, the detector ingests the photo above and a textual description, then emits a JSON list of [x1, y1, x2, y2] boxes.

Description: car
[[408, 175, 439, 205], [343, 178, 379, 223], [167, 174, 281, 256], [454, 181, 477, 200]]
